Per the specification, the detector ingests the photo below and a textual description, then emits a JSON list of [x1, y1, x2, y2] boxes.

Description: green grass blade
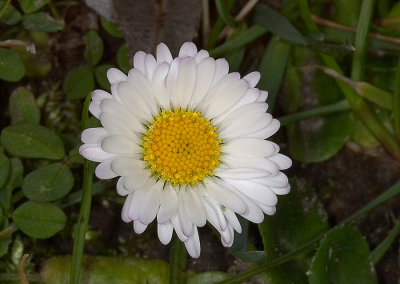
[[215, 0, 237, 27], [394, 58, 400, 140]]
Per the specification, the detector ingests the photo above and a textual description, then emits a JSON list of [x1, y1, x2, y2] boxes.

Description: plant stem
[[169, 234, 187, 284], [394, 58, 400, 141], [371, 216, 400, 264], [69, 95, 95, 284]]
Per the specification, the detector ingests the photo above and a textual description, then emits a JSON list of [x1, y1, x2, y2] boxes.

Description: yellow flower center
[[142, 108, 222, 185]]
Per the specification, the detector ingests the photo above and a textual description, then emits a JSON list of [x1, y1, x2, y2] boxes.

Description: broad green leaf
[[116, 44, 131, 74], [309, 225, 378, 284], [13, 201, 67, 239], [63, 67, 95, 100], [41, 255, 169, 283], [288, 112, 353, 163], [254, 4, 307, 45], [0, 1, 22, 25], [23, 163, 74, 202], [0, 158, 23, 210], [0, 153, 10, 189], [188, 272, 230, 284], [84, 30, 104, 66], [9, 87, 40, 124], [0, 48, 26, 82], [1, 123, 65, 159], [18, 0, 49, 14], [23, 12, 64, 32], [100, 17, 123, 38], [95, 64, 113, 91], [0, 217, 12, 257], [259, 179, 328, 284]]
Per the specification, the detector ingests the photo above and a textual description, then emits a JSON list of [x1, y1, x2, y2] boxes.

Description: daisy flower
[[79, 42, 291, 258]]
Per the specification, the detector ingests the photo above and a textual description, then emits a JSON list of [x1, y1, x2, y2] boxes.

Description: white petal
[[211, 58, 229, 86], [200, 194, 221, 230], [173, 57, 197, 108], [184, 226, 201, 258], [270, 184, 290, 195], [252, 172, 289, 188], [126, 69, 158, 115], [258, 203, 276, 215], [95, 158, 117, 179], [89, 100, 102, 119], [117, 81, 152, 121], [92, 89, 112, 101], [201, 193, 226, 231], [257, 90, 268, 102], [156, 43, 173, 64], [79, 144, 115, 162], [215, 168, 269, 179], [128, 188, 147, 220], [151, 62, 171, 110], [107, 68, 127, 84], [101, 135, 139, 154], [171, 214, 189, 242], [121, 193, 134, 222], [116, 177, 131, 196], [223, 139, 276, 158], [166, 58, 181, 107], [133, 51, 146, 74], [133, 220, 148, 234], [220, 225, 234, 246], [158, 186, 179, 223], [222, 156, 279, 175], [224, 209, 242, 233], [194, 49, 209, 64], [269, 153, 292, 170], [144, 54, 157, 81], [225, 179, 277, 207], [178, 190, 193, 237], [204, 78, 249, 118], [188, 57, 215, 110], [81, 127, 108, 144], [179, 42, 197, 58], [243, 71, 260, 87], [158, 222, 174, 245], [204, 178, 247, 214], [123, 172, 153, 191], [138, 182, 162, 224], [184, 189, 206, 227]]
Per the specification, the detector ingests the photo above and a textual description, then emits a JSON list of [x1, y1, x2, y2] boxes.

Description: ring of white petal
[[142, 108, 222, 185]]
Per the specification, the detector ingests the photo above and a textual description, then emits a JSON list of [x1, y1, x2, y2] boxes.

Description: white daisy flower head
[[79, 42, 292, 258]]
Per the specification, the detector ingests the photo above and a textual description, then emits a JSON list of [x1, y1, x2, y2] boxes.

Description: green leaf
[[188, 271, 230, 284], [41, 255, 169, 283], [0, 153, 10, 189], [254, 4, 307, 45], [83, 30, 104, 66], [288, 112, 353, 163], [95, 64, 113, 91], [9, 87, 40, 124], [13, 201, 67, 239], [1, 123, 65, 159], [22, 163, 74, 202], [0, 158, 23, 210], [23, 12, 64, 32], [18, 0, 49, 14], [116, 44, 131, 74], [0, 48, 26, 82], [309, 225, 378, 284], [0, 1, 22, 25], [259, 178, 328, 284], [100, 17, 123, 38], [63, 67, 95, 100]]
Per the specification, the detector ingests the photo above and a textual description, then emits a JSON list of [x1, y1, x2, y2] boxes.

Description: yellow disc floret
[[142, 108, 222, 185]]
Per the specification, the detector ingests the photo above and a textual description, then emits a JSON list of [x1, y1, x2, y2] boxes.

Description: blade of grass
[[215, 0, 237, 27], [298, 0, 318, 33], [69, 94, 95, 284], [371, 216, 400, 264], [209, 24, 267, 57], [278, 100, 350, 126], [208, 0, 236, 49], [258, 36, 291, 112], [217, 180, 400, 284]]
